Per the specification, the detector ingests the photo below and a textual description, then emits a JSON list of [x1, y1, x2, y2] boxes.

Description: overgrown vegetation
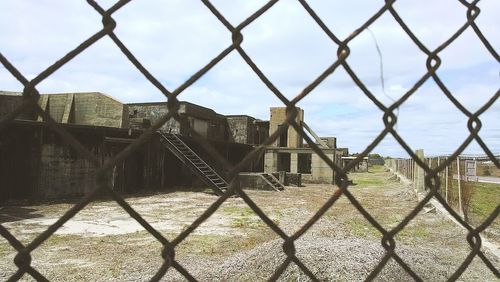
[[469, 182, 500, 225], [439, 175, 499, 243], [398, 226, 430, 239], [444, 177, 498, 224], [444, 177, 475, 221], [349, 165, 386, 186], [346, 218, 379, 238], [222, 206, 267, 229]]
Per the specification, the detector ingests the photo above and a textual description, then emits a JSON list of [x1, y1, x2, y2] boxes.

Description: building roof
[[0, 91, 22, 96], [0, 91, 125, 104]]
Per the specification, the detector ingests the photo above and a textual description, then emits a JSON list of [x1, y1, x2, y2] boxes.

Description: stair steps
[[158, 132, 227, 196], [261, 173, 285, 191]]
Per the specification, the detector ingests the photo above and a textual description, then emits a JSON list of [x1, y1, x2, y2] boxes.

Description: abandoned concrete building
[[0, 91, 349, 201], [264, 107, 346, 184]]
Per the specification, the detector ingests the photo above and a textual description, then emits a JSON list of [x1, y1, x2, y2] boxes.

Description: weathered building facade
[[37, 92, 129, 128], [0, 121, 145, 199], [1, 91, 349, 200], [0, 92, 266, 201], [264, 107, 346, 184], [128, 101, 227, 140], [226, 115, 269, 145]]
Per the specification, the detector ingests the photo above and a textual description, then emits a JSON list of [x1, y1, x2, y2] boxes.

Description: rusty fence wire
[[1, 0, 499, 281]]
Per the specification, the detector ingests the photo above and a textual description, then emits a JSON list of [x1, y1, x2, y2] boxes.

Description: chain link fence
[[1, 0, 499, 280]]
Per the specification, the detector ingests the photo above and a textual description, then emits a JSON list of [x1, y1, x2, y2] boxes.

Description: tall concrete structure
[[269, 107, 304, 148], [264, 107, 346, 184]]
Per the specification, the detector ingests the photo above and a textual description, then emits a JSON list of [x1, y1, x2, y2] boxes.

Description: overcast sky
[[0, 0, 498, 157]]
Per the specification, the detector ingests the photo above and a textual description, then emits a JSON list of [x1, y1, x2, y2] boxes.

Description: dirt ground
[[1, 167, 498, 281]]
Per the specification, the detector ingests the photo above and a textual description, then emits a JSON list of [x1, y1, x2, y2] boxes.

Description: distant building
[[263, 107, 347, 184]]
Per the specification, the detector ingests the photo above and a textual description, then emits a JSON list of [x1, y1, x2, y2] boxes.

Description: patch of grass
[[232, 217, 266, 229], [345, 218, 379, 238], [177, 233, 273, 256], [222, 206, 254, 216], [398, 226, 430, 239], [347, 166, 388, 187], [351, 177, 385, 186], [470, 182, 500, 220], [370, 165, 386, 173], [221, 206, 267, 229], [177, 234, 228, 255]]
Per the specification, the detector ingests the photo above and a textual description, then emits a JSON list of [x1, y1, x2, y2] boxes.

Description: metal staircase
[[261, 173, 285, 191], [158, 132, 227, 196]]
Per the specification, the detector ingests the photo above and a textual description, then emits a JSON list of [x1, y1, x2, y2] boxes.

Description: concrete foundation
[[264, 148, 342, 184], [271, 172, 302, 187], [311, 153, 335, 184], [238, 173, 279, 191]]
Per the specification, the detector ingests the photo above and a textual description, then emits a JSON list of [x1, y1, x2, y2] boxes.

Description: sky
[[0, 0, 498, 157]]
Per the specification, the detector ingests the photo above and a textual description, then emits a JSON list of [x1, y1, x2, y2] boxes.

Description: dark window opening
[[298, 153, 312, 173], [277, 153, 290, 172], [278, 125, 288, 147]]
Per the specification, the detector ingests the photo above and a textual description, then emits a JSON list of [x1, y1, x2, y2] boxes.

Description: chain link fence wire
[[1, 0, 499, 280]]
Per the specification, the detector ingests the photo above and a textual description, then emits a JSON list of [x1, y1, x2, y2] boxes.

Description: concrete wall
[[270, 172, 301, 187], [238, 173, 275, 191], [38, 143, 98, 197], [227, 116, 253, 144], [255, 120, 270, 145], [320, 137, 337, 149], [264, 151, 278, 173], [226, 116, 270, 145], [36, 93, 128, 128], [269, 107, 304, 148], [75, 93, 128, 128], [264, 149, 342, 184], [128, 102, 182, 133], [128, 102, 227, 141], [226, 116, 269, 145], [0, 93, 22, 117], [0, 122, 153, 200], [0, 92, 35, 120], [311, 153, 334, 184]]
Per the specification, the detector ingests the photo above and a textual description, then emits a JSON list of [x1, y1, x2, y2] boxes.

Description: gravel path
[[1, 167, 498, 281]]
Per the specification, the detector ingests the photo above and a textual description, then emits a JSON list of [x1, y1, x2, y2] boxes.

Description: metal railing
[[0, 0, 498, 281]]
